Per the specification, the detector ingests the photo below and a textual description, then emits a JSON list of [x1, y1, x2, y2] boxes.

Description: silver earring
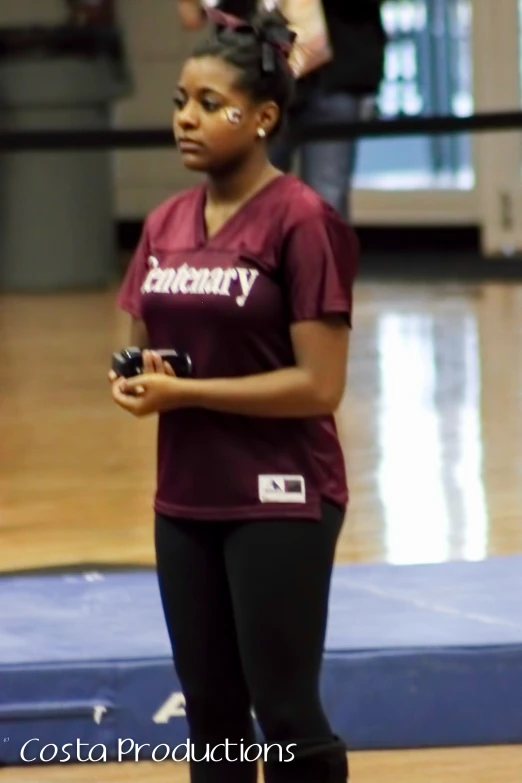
[[257, 127, 266, 138]]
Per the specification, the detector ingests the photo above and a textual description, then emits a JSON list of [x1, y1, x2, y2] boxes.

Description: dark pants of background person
[[269, 90, 363, 222], [154, 500, 348, 783]]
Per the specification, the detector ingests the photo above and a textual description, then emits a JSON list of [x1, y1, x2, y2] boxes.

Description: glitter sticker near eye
[[224, 107, 243, 125]]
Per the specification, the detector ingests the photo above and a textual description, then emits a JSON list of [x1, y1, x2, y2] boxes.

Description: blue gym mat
[[1, 556, 521, 765]]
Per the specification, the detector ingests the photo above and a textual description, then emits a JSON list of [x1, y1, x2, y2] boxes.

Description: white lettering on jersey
[[141, 256, 259, 307], [236, 267, 259, 307]]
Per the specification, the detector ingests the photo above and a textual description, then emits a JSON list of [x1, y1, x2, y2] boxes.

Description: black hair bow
[[206, 6, 296, 72]]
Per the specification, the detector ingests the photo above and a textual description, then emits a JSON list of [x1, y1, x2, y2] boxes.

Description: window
[[355, 0, 474, 190]]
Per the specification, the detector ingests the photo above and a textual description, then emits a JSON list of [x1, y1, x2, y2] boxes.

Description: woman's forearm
[[177, 367, 342, 418], [130, 317, 149, 349]]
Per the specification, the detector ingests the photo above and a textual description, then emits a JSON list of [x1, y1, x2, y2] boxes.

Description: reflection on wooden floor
[[1, 280, 522, 782], [2, 280, 522, 572]]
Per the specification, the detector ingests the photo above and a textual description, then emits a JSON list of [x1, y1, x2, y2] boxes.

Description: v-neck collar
[[195, 173, 294, 247]]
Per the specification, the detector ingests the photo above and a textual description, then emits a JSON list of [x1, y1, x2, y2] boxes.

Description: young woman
[[110, 7, 358, 782]]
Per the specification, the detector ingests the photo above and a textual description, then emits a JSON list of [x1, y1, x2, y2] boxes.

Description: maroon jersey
[[117, 173, 358, 521]]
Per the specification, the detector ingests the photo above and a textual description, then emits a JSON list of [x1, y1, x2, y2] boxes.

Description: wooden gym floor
[[1, 279, 521, 781]]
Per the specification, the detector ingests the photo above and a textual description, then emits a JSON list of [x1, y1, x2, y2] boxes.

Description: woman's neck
[[205, 151, 282, 208]]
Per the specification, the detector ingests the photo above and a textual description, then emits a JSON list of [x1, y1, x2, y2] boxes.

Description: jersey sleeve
[[282, 210, 359, 327], [116, 220, 151, 319]]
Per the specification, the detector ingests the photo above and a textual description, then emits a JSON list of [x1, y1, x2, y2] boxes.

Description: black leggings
[[154, 501, 348, 783]]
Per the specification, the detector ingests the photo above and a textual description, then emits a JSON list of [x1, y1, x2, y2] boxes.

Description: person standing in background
[[269, 0, 387, 221], [177, 0, 257, 30]]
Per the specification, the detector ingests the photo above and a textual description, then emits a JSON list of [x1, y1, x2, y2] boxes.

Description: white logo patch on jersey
[[258, 475, 306, 503], [140, 256, 259, 308]]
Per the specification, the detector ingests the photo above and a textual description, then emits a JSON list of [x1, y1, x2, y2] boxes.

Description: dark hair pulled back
[[191, 6, 296, 135]]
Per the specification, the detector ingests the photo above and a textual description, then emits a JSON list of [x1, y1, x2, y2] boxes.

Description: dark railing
[[1, 110, 522, 152]]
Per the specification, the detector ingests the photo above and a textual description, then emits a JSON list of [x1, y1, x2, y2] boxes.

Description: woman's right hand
[[108, 350, 175, 397], [141, 350, 177, 376], [177, 0, 206, 30]]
